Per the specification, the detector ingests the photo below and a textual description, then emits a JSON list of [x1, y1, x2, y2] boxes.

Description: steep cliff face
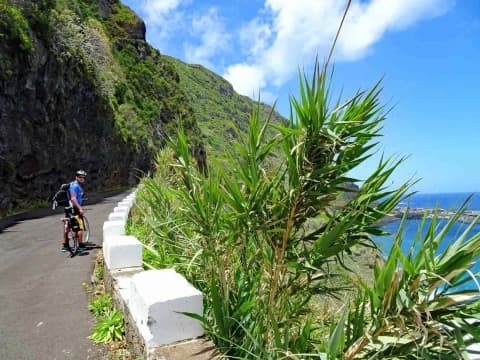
[[0, 0, 200, 214]]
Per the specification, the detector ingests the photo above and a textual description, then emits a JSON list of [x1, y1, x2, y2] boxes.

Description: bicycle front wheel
[[83, 216, 90, 243]]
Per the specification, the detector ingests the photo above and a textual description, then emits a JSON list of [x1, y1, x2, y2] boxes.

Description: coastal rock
[[392, 207, 480, 224]]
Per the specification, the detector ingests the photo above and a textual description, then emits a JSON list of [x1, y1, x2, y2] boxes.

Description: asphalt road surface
[[0, 192, 128, 360]]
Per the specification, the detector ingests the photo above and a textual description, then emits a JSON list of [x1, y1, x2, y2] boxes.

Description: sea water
[[373, 192, 480, 291], [397, 192, 480, 210]]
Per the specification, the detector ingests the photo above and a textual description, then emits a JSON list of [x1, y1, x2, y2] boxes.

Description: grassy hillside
[[165, 56, 285, 162]]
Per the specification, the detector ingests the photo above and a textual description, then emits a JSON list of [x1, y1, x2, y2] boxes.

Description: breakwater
[[392, 208, 480, 224]]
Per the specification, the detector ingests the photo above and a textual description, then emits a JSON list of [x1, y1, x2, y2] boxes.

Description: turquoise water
[[398, 192, 480, 210], [373, 192, 480, 290], [376, 218, 480, 255]]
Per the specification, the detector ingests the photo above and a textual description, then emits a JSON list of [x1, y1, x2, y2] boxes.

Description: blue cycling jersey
[[69, 180, 84, 206]]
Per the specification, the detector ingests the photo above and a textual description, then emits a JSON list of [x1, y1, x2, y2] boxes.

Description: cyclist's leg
[[61, 212, 70, 252], [75, 216, 87, 251], [82, 216, 90, 243], [77, 216, 85, 245]]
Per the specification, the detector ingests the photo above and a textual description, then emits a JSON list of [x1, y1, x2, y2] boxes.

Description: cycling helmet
[[76, 169, 87, 177]]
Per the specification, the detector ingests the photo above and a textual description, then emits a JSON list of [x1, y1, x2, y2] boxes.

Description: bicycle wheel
[[82, 216, 90, 243], [67, 229, 79, 254]]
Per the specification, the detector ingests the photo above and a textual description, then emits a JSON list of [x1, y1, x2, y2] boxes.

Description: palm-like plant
[[331, 202, 480, 359], [130, 57, 416, 358]]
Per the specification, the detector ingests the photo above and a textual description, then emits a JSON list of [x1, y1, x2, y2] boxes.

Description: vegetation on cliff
[[1, 0, 276, 214], [1, 0, 202, 213], [0, 0, 34, 54]]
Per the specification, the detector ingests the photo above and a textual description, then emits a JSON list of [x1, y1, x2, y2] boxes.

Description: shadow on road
[[0, 189, 131, 232]]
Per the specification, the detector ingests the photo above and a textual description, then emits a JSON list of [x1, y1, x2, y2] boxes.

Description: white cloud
[[239, 18, 272, 58], [223, 64, 267, 98], [141, 0, 184, 25], [137, 0, 187, 47], [183, 8, 231, 69], [225, 0, 452, 97], [338, 0, 453, 59]]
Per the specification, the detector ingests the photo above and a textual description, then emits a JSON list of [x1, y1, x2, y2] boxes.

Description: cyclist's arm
[[70, 192, 84, 215]]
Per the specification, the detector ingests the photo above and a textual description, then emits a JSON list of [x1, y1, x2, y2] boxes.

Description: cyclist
[[61, 170, 88, 253]]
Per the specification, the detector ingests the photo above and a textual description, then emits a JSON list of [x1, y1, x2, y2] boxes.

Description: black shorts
[[64, 207, 84, 231], [70, 215, 84, 231]]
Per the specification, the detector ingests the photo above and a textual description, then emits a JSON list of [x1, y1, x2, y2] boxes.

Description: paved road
[[0, 192, 128, 360]]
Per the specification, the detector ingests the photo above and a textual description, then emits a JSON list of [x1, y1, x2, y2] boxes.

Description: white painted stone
[[129, 269, 204, 347], [108, 211, 128, 221], [104, 235, 143, 270], [102, 220, 127, 266], [112, 268, 144, 304], [114, 205, 130, 213], [119, 199, 133, 208], [467, 343, 480, 359], [103, 220, 126, 238]]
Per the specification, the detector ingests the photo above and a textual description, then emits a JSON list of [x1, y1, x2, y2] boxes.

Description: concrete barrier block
[[467, 343, 480, 359], [104, 235, 143, 270], [114, 205, 130, 213], [103, 220, 126, 238], [108, 211, 128, 221], [119, 199, 134, 208], [129, 269, 204, 347]]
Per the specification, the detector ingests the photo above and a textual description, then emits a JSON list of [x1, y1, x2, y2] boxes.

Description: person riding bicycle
[[61, 170, 88, 252]]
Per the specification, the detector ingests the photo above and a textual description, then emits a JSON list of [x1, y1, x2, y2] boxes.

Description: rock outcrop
[[0, 0, 202, 214]]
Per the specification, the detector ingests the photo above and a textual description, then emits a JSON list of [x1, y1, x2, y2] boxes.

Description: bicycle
[[62, 214, 90, 257]]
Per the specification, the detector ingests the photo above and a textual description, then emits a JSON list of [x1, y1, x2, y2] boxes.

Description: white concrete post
[[114, 205, 130, 213], [104, 235, 143, 270], [108, 211, 128, 221], [129, 269, 204, 347]]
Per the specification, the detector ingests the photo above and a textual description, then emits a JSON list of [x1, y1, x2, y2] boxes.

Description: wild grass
[[89, 293, 125, 344]]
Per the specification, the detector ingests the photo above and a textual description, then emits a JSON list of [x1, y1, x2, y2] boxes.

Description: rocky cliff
[[0, 0, 201, 214]]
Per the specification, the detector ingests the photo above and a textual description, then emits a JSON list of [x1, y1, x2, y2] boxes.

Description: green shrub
[[0, 1, 34, 53], [89, 293, 112, 319], [89, 293, 124, 344], [331, 204, 480, 359], [130, 60, 415, 358], [94, 262, 104, 281], [89, 308, 124, 344]]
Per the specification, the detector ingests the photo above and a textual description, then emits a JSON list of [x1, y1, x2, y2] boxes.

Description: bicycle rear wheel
[[83, 216, 90, 243], [67, 229, 79, 254]]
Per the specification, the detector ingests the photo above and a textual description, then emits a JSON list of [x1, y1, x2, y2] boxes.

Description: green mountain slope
[[166, 56, 285, 161]]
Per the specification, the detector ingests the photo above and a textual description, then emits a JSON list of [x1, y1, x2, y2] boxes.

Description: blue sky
[[121, 0, 480, 193]]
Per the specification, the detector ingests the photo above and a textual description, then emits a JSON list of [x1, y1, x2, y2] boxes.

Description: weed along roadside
[[96, 190, 218, 359]]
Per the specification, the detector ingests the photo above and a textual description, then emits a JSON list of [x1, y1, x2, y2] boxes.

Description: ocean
[[373, 192, 480, 290], [397, 192, 480, 211]]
